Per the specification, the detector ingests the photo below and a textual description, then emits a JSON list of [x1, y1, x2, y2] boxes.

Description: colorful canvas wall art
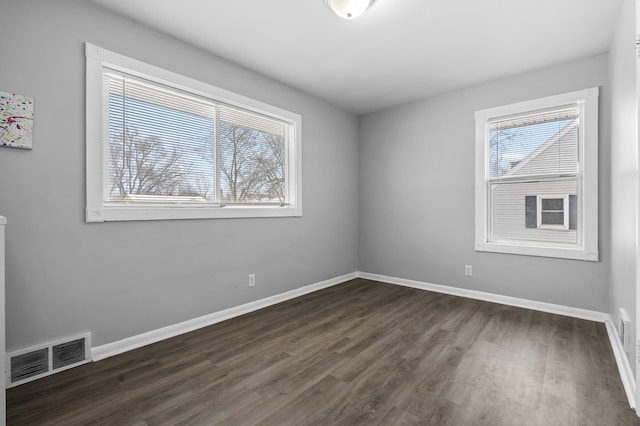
[[0, 91, 34, 150]]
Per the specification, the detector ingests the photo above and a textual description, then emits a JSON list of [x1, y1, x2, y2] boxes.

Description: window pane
[[541, 198, 564, 211], [541, 212, 564, 225], [105, 73, 216, 202], [489, 178, 577, 244], [489, 107, 579, 179], [219, 106, 286, 205]]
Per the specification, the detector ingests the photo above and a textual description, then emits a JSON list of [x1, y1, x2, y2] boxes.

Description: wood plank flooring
[[7, 278, 640, 425]]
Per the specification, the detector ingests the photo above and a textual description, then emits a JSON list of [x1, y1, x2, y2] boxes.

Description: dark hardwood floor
[[7, 278, 640, 425]]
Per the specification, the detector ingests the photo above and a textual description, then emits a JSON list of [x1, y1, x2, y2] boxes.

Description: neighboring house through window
[[475, 88, 599, 261]]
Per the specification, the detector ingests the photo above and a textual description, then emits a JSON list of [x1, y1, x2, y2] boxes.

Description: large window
[[85, 43, 301, 222], [475, 88, 599, 261]]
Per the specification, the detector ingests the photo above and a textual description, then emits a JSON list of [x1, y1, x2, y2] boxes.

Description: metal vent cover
[[8, 332, 91, 387], [53, 337, 86, 370], [11, 348, 49, 383]]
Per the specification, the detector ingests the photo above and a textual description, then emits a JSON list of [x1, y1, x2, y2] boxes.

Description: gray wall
[[0, 0, 628, 360], [358, 54, 610, 312], [609, 0, 637, 376], [0, 0, 358, 350]]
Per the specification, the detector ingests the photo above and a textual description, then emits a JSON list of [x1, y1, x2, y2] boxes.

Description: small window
[[537, 195, 568, 230], [85, 43, 301, 222], [475, 88, 599, 261], [525, 195, 577, 231]]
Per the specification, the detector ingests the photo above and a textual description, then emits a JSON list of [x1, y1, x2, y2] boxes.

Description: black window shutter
[[569, 195, 577, 230], [525, 196, 537, 228]]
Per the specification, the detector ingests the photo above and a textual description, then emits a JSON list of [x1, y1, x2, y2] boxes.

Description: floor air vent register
[[7, 333, 91, 387]]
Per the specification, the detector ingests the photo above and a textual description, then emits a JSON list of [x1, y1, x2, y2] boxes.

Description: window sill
[[86, 206, 302, 222], [475, 241, 599, 262]]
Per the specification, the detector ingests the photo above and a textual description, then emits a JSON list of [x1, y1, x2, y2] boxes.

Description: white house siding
[[490, 179, 577, 244], [504, 123, 578, 178]]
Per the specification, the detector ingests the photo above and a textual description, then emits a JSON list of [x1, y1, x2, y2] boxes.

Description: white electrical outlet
[[464, 265, 472, 277], [248, 274, 256, 287]]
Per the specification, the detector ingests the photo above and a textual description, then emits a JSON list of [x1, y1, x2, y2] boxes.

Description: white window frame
[[537, 195, 569, 230], [85, 43, 302, 222], [474, 88, 599, 261]]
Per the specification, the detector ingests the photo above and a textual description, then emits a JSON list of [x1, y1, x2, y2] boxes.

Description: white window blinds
[[104, 70, 288, 206]]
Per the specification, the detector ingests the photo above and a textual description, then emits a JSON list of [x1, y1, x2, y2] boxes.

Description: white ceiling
[[91, 0, 622, 115]]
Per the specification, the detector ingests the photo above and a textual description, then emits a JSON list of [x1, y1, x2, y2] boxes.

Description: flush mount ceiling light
[[325, 0, 375, 19]]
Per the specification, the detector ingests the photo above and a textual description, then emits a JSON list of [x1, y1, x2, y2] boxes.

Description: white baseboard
[[91, 272, 357, 361], [604, 316, 637, 410], [36, 269, 640, 412], [356, 271, 636, 410], [357, 271, 608, 322]]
